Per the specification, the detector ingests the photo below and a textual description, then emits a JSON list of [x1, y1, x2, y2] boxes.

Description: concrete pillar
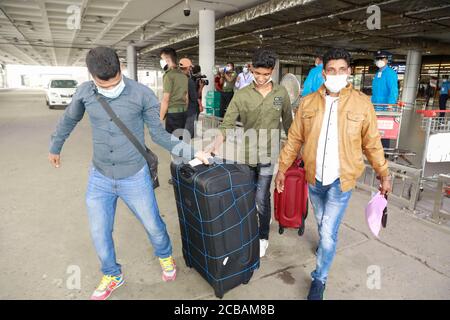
[[398, 49, 423, 167], [199, 9, 215, 107], [0, 64, 6, 88], [272, 59, 280, 84], [401, 50, 422, 106], [126, 42, 137, 80]]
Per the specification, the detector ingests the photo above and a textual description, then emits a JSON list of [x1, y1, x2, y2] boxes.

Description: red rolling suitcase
[[274, 159, 309, 236]]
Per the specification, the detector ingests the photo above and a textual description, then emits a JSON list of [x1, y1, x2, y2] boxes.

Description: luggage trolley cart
[[374, 102, 416, 164], [416, 109, 450, 196]]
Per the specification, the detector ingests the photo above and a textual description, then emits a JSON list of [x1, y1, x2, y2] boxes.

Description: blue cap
[[375, 50, 392, 58]]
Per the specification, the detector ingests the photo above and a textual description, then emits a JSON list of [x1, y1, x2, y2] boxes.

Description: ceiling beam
[[90, 1, 131, 45], [0, 46, 29, 64], [111, 0, 185, 48], [36, 0, 58, 66], [139, 0, 318, 55], [0, 40, 39, 65], [65, 0, 90, 66], [0, 5, 49, 65], [70, 1, 132, 67]]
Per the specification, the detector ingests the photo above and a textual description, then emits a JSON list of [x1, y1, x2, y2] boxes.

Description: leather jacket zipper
[[321, 98, 339, 182]]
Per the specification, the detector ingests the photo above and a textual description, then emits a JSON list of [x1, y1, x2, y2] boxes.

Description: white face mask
[[324, 74, 348, 93], [96, 76, 125, 99], [376, 60, 386, 68], [160, 59, 168, 71], [243, 67, 249, 74]]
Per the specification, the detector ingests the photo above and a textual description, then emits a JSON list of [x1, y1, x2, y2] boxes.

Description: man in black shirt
[[179, 58, 200, 139]]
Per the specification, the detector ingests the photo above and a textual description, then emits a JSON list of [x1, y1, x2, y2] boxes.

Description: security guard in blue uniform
[[371, 50, 399, 149], [439, 76, 449, 118], [301, 56, 324, 97], [372, 50, 399, 106]]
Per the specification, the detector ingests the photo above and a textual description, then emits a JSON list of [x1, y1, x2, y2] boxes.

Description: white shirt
[[235, 72, 254, 90], [315, 95, 340, 186]]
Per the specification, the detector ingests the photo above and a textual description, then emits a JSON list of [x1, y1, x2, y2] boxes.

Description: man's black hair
[[323, 48, 352, 68], [252, 48, 277, 69], [86, 47, 121, 80], [192, 64, 201, 74], [226, 62, 235, 68], [160, 47, 177, 64]]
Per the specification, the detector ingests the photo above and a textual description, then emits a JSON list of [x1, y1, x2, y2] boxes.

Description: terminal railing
[[432, 174, 450, 222], [356, 160, 422, 211]]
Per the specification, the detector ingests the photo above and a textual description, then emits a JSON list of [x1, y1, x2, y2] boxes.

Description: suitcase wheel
[[278, 225, 284, 235], [298, 217, 305, 236], [243, 271, 253, 285], [214, 289, 224, 299], [184, 255, 193, 268]]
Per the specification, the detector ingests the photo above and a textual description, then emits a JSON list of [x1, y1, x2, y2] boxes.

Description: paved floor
[[0, 89, 449, 300]]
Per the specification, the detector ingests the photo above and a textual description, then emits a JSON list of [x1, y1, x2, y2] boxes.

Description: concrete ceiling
[[0, 0, 449, 69], [139, 0, 450, 67], [0, 0, 261, 66]]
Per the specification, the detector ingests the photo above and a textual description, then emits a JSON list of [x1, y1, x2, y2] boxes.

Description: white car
[[45, 79, 78, 109]]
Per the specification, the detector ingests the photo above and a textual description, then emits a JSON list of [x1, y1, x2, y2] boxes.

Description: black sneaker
[[307, 279, 326, 300]]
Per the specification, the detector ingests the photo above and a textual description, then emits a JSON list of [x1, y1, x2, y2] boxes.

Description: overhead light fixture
[[95, 16, 106, 24]]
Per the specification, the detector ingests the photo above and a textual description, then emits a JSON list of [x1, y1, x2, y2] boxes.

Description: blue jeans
[[308, 179, 352, 283], [85, 164, 172, 276], [250, 164, 273, 240]]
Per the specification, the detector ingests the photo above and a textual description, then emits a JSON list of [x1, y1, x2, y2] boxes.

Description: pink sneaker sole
[[162, 271, 177, 282], [90, 279, 124, 300]]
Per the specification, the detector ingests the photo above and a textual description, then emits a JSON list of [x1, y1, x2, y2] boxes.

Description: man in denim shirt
[[48, 47, 209, 300]]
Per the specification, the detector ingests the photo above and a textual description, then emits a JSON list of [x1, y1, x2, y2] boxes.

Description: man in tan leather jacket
[[275, 48, 392, 300]]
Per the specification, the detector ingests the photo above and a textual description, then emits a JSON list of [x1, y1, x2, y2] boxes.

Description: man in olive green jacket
[[275, 48, 392, 300], [207, 48, 293, 258], [159, 47, 188, 134]]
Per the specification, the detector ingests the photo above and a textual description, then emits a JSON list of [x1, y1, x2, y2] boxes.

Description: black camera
[[191, 65, 209, 86]]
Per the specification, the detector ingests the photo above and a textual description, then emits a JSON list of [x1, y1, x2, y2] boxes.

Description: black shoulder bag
[[95, 95, 160, 189]]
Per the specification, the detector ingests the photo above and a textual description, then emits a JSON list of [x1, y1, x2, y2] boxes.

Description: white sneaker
[[259, 239, 269, 258]]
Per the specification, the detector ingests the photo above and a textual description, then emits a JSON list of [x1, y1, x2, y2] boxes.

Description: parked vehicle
[[45, 78, 78, 109]]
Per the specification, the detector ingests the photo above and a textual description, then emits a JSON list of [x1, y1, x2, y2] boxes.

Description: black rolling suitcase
[[171, 160, 260, 298]]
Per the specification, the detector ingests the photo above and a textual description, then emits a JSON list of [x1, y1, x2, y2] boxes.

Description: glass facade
[[279, 55, 450, 109]]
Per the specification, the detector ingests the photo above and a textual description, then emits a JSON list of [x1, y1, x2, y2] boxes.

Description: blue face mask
[[96, 76, 125, 99]]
